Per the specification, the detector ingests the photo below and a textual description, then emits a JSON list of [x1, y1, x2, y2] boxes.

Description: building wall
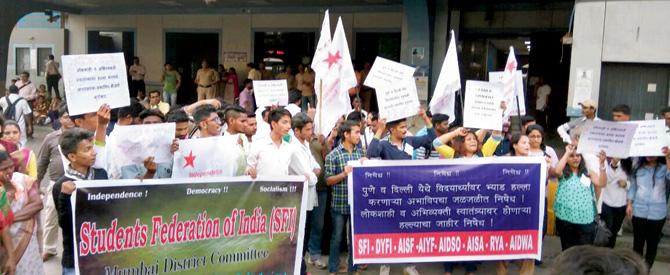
[[65, 12, 402, 86], [5, 28, 66, 88], [568, 0, 670, 114], [5, 12, 66, 89]]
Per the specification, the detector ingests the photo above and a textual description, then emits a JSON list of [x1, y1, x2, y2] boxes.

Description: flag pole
[[458, 88, 464, 125], [319, 79, 323, 134], [514, 76, 522, 132]]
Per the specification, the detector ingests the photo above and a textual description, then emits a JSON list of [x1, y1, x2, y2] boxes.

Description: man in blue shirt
[[367, 109, 435, 161], [366, 109, 433, 275]]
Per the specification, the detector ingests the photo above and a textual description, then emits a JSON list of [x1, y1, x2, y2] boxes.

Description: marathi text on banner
[[71, 176, 306, 275], [348, 157, 546, 264]]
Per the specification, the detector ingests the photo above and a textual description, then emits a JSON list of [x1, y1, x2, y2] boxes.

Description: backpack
[[2, 96, 25, 121]]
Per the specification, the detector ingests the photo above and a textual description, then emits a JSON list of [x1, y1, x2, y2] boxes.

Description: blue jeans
[[308, 191, 327, 259], [163, 92, 177, 106], [63, 267, 76, 275], [328, 211, 356, 273]]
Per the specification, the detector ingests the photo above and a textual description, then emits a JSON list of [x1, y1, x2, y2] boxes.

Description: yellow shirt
[[435, 136, 500, 159]]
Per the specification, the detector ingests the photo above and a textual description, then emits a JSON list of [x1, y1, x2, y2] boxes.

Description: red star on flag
[[183, 150, 196, 168], [506, 61, 517, 73], [324, 51, 341, 69]]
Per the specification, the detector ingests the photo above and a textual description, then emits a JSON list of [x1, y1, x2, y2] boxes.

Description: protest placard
[[375, 85, 421, 122], [348, 157, 546, 264], [363, 56, 416, 90], [627, 120, 668, 157], [463, 80, 503, 131], [62, 52, 130, 116], [364, 57, 420, 121], [577, 120, 638, 158], [253, 80, 288, 107], [109, 123, 175, 165], [71, 176, 307, 275], [172, 136, 245, 178], [489, 70, 526, 116]]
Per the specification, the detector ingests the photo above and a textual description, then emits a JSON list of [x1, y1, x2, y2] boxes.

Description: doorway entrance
[[253, 32, 315, 75], [165, 32, 219, 104]]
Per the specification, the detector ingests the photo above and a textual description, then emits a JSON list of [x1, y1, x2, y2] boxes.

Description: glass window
[[37, 48, 53, 76], [15, 47, 30, 75]]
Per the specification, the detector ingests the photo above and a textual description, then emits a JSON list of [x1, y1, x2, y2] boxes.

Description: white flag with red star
[[502, 46, 520, 118], [311, 9, 331, 77], [314, 17, 357, 135]]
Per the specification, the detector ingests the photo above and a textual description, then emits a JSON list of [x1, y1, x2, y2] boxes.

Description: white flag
[[503, 46, 517, 104], [429, 30, 460, 123], [311, 10, 331, 77], [314, 17, 357, 135]]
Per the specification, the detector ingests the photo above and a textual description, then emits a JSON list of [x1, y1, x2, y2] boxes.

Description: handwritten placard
[[463, 80, 503, 131], [253, 80, 289, 107], [627, 120, 668, 157], [577, 120, 638, 158], [375, 85, 420, 122], [363, 56, 416, 90], [61, 53, 130, 116]]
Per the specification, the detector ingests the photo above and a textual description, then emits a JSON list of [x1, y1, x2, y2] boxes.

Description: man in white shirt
[[557, 99, 601, 144], [15, 71, 37, 102], [285, 90, 302, 117], [289, 112, 322, 273], [129, 56, 147, 100], [222, 106, 250, 176], [246, 109, 313, 181], [290, 113, 320, 209], [45, 54, 61, 99], [535, 77, 551, 127], [0, 85, 33, 146]]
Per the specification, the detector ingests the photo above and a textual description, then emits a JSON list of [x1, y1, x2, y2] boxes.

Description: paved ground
[[26, 125, 670, 275]]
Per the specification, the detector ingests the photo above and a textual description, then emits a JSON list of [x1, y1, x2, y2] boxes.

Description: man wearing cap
[[557, 99, 600, 144]]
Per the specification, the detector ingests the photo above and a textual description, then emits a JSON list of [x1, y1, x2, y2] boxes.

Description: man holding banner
[[54, 128, 109, 275], [367, 109, 434, 275]]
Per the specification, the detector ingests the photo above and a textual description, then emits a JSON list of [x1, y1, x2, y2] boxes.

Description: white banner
[[172, 136, 239, 178], [489, 70, 526, 116], [62, 53, 130, 116], [253, 80, 289, 107], [577, 120, 638, 159], [463, 80, 503, 131], [627, 120, 668, 157]]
